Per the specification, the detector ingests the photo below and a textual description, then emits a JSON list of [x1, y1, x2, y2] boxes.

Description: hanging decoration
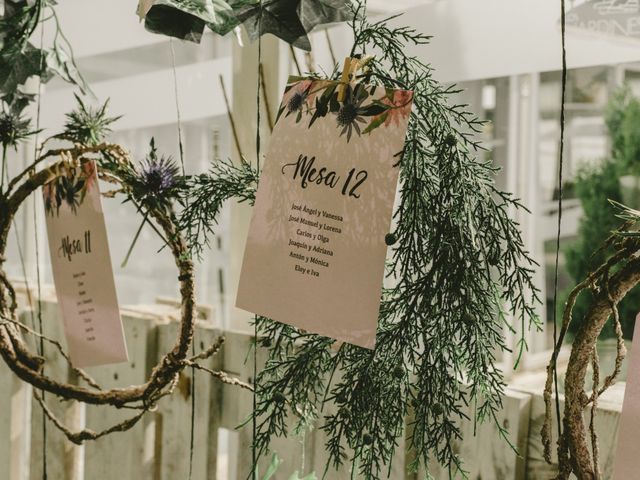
[[137, 0, 354, 50], [236, 75, 413, 349], [43, 157, 129, 368], [0, 0, 90, 108], [0, 96, 252, 442], [182, 3, 542, 477]]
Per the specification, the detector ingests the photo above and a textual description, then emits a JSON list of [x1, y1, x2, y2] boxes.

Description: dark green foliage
[[0, 96, 36, 149], [0, 0, 90, 106], [564, 162, 632, 338], [57, 94, 121, 147], [564, 88, 640, 339], [233, 0, 354, 51], [178, 157, 258, 258], [0, 0, 91, 187], [607, 87, 640, 173], [174, 4, 540, 477], [231, 6, 538, 478]]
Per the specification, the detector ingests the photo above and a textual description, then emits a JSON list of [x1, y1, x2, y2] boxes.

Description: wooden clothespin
[[337, 55, 375, 102], [337, 57, 356, 103]]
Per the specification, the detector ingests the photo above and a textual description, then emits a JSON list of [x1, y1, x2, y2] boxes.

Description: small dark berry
[[385, 233, 397, 246], [488, 250, 500, 266], [362, 433, 373, 445], [336, 393, 348, 404], [393, 366, 404, 379], [445, 133, 457, 147], [262, 337, 272, 348], [432, 403, 444, 416], [272, 391, 286, 404]]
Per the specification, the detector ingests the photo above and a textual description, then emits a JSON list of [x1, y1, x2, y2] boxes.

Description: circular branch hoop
[[542, 232, 640, 479], [0, 144, 202, 442]]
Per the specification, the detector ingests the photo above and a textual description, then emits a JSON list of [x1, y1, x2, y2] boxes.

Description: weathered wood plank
[[207, 325, 225, 479], [0, 342, 12, 480], [82, 311, 158, 480], [423, 388, 532, 480], [218, 330, 272, 479], [154, 321, 219, 480], [29, 299, 76, 480]]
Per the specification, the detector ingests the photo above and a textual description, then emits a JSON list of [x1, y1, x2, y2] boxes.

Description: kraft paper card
[[236, 76, 413, 348], [44, 160, 128, 367], [613, 313, 640, 479]]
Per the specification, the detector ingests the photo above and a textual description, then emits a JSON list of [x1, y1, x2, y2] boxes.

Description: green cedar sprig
[[248, 5, 542, 479]]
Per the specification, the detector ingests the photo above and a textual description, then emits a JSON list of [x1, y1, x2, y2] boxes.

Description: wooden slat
[[0, 343, 11, 480], [29, 300, 76, 480], [154, 321, 219, 480], [421, 388, 532, 480], [82, 311, 158, 480]]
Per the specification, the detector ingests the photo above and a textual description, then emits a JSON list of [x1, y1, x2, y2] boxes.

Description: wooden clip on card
[[337, 56, 374, 102]]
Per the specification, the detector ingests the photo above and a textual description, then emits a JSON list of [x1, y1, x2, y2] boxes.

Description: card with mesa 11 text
[[43, 160, 128, 367], [236, 76, 413, 349]]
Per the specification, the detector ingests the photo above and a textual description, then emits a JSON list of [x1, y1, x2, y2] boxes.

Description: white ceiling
[[366, 0, 437, 14]]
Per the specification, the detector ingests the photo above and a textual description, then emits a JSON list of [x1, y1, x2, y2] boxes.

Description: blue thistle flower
[[138, 138, 180, 199]]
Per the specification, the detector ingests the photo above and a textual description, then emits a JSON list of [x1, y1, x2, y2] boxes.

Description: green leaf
[[139, 0, 354, 49], [44, 47, 89, 95], [141, 0, 239, 42], [360, 103, 387, 116], [261, 453, 282, 480], [362, 110, 388, 134], [0, 42, 46, 95], [234, 0, 354, 51]]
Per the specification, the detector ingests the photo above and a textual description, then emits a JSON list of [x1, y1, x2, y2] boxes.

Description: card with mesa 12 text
[[43, 160, 128, 367], [236, 76, 413, 349]]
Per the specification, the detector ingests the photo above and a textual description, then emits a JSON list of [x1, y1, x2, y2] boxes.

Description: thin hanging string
[[551, 0, 567, 440], [169, 38, 195, 479], [170, 40, 187, 177], [33, 4, 48, 477], [252, 3, 263, 478]]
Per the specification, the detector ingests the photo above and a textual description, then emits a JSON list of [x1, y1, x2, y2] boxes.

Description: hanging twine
[[169, 38, 197, 480], [252, 2, 263, 478]]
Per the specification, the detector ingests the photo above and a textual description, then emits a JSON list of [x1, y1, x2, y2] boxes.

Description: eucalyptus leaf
[[261, 453, 282, 480], [233, 0, 354, 51], [45, 47, 88, 95], [138, 0, 353, 48], [141, 0, 238, 42], [1, 90, 35, 115], [0, 42, 46, 94]]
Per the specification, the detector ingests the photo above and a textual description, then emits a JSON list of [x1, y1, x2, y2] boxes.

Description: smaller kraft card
[[613, 313, 640, 479], [236, 76, 413, 349], [43, 160, 128, 367]]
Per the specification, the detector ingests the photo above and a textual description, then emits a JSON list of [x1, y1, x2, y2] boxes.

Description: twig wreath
[[0, 112, 252, 443], [542, 205, 640, 480]]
